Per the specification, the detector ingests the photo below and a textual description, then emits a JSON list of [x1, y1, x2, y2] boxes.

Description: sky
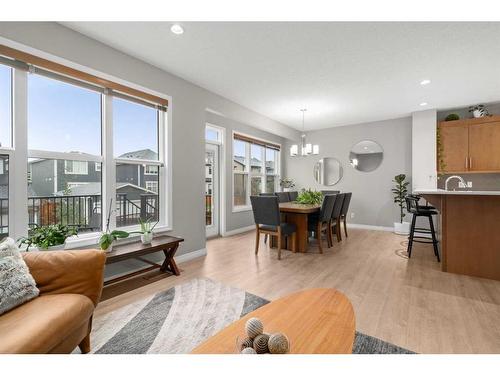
[[1, 65, 158, 158]]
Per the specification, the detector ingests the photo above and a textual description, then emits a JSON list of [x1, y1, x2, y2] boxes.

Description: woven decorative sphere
[[245, 317, 264, 339], [241, 347, 257, 354], [239, 337, 254, 350], [252, 333, 270, 354], [268, 333, 290, 354]]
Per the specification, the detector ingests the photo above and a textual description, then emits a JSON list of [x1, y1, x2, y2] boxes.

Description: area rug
[[91, 278, 414, 354]]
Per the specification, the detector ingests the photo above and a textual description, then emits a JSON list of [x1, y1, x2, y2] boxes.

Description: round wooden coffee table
[[191, 288, 355, 354]]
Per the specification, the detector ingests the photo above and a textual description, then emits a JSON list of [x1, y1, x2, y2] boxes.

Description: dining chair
[[307, 194, 336, 254], [250, 196, 297, 260], [329, 193, 345, 243], [287, 191, 298, 201], [321, 190, 340, 195], [276, 192, 290, 203], [339, 192, 352, 238]]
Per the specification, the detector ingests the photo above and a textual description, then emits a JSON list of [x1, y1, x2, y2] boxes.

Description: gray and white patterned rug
[[90, 278, 414, 354]]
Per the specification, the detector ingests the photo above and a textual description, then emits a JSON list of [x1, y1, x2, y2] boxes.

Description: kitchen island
[[415, 189, 500, 281]]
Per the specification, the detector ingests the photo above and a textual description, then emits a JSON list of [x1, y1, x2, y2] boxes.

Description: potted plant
[[468, 104, 489, 118], [296, 188, 323, 205], [279, 178, 296, 192], [392, 174, 410, 235], [132, 218, 158, 245], [18, 224, 78, 251], [98, 199, 129, 252]]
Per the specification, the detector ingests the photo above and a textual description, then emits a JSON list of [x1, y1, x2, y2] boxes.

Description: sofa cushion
[[0, 238, 39, 315], [0, 294, 94, 353]]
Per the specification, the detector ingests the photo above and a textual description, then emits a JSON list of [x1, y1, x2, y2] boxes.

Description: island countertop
[[414, 189, 500, 195], [415, 192, 500, 281]]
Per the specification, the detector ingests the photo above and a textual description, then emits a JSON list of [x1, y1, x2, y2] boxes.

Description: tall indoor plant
[[392, 174, 410, 235]]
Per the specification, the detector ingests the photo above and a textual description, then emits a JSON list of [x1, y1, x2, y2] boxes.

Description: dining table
[[270, 202, 321, 253]]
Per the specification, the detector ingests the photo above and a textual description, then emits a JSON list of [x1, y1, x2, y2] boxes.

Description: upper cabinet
[[438, 116, 500, 173]]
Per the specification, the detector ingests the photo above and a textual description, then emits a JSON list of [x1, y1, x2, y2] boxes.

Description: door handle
[[465, 157, 468, 170], [469, 157, 472, 170]]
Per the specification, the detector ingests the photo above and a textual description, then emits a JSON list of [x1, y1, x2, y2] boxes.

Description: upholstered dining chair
[[329, 193, 345, 243], [339, 192, 352, 238], [287, 191, 298, 201], [259, 193, 278, 243], [250, 196, 297, 260], [307, 194, 336, 253], [276, 192, 290, 203], [321, 190, 340, 195]]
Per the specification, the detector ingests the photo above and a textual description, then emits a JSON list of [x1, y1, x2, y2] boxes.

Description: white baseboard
[[347, 223, 394, 232], [222, 225, 255, 237], [174, 248, 207, 263]]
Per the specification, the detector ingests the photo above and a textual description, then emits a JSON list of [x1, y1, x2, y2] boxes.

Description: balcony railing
[[0, 193, 159, 237]]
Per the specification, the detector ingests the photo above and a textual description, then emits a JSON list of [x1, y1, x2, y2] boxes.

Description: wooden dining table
[[270, 202, 321, 253]]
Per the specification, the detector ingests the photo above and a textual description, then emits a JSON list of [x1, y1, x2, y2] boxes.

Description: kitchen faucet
[[445, 175, 466, 191]]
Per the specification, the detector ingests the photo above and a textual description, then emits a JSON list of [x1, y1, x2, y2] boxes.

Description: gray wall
[[205, 111, 286, 233], [284, 117, 412, 227], [0, 22, 298, 275]]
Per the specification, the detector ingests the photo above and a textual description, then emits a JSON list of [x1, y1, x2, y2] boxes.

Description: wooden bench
[[104, 235, 184, 286]]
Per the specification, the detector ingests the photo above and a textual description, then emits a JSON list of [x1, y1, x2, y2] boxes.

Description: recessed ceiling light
[[420, 79, 431, 85], [170, 24, 184, 35], [420, 102, 428, 106]]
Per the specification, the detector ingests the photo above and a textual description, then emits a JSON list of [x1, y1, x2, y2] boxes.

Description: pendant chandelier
[[290, 108, 319, 157]]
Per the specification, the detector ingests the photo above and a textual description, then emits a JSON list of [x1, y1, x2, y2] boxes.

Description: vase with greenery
[[392, 174, 410, 235], [18, 224, 78, 251], [98, 199, 129, 252], [296, 188, 323, 205], [132, 218, 158, 244], [279, 178, 296, 192]]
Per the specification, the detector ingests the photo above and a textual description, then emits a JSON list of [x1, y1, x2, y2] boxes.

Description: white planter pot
[[394, 222, 410, 235], [472, 109, 483, 118], [141, 232, 153, 245], [29, 243, 65, 251], [103, 244, 113, 253], [283, 187, 291, 192]]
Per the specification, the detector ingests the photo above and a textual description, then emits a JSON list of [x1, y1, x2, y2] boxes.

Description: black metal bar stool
[[405, 195, 440, 262]]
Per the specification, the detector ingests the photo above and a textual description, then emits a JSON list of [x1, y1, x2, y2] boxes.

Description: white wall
[[412, 109, 437, 190], [284, 117, 412, 227]]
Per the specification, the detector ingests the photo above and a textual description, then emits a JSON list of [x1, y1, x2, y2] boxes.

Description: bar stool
[[405, 195, 440, 262]]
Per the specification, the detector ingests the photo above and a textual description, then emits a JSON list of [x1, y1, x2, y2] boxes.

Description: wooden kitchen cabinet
[[438, 116, 500, 173], [438, 121, 469, 172], [468, 120, 500, 171]]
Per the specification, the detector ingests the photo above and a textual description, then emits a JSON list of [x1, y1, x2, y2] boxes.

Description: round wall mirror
[[349, 140, 384, 172], [313, 157, 343, 186]]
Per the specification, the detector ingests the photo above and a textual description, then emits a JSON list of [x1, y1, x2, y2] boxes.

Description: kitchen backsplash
[[437, 173, 500, 191]]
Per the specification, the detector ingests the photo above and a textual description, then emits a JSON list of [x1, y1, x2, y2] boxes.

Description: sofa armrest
[[22, 250, 106, 306]]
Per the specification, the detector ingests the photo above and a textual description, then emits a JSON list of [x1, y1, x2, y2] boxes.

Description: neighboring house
[[233, 156, 276, 174], [28, 149, 159, 197]]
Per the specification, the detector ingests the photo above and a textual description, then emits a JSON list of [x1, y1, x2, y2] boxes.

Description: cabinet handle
[[465, 157, 468, 170], [470, 157, 472, 170]]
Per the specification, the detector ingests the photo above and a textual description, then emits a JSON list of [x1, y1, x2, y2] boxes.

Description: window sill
[[232, 205, 252, 213]]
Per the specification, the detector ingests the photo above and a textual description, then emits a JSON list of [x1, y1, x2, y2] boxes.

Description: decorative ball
[[253, 333, 270, 354], [245, 317, 264, 339], [239, 337, 254, 350], [268, 333, 290, 354], [241, 347, 257, 354]]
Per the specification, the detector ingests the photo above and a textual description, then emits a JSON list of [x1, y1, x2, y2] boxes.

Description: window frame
[[0, 56, 171, 246], [232, 131, 281, 212]]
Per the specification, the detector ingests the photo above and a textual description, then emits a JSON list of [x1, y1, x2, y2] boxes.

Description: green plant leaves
[[18, 224, 78, 250], [296, 189, 323, 205]]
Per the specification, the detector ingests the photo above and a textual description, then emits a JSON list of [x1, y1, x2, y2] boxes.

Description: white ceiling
[[62, 22, 500, 131]]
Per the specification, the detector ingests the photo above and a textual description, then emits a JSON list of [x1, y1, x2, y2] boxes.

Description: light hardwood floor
[[95, 228, 500, 354]]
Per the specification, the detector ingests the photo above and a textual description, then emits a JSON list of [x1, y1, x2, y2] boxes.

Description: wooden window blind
[[233, 133, 280, 151], [0, 44, 168, 110]]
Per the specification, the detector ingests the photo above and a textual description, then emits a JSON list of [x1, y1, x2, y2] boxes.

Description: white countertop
[[414, 189, 500, 196]]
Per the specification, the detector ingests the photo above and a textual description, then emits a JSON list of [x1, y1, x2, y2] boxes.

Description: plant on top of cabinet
[[468, 104, 490, 118], [444, 113, 460, 121]]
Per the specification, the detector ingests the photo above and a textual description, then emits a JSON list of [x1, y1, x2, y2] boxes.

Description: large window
[[232, 133, 280, 209], [0, 56, 169, 243], [114, 98, 162, 227], [28, 73, 103, 233]]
